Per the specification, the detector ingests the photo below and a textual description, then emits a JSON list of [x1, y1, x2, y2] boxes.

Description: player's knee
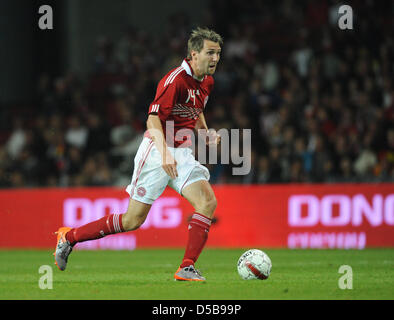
[[122, 213, 147, 231], [207, 196, 217, 212], [198, 194, 217, 216]]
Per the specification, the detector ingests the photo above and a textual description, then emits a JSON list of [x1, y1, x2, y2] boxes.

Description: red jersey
[[145, 59, 214, 147]]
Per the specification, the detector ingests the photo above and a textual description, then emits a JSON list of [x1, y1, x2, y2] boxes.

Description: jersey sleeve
[[148, 78, 181, 121]]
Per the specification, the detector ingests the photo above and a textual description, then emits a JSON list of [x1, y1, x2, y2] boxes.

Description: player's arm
[[146, 114, 178, 179], [195, 112, 221, 145], [195, 112, 209, 131]]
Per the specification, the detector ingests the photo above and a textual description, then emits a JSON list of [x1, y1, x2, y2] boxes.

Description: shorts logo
[[137, 187, 146, 197]]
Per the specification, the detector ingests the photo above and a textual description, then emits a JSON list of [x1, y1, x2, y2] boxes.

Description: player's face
[[192, 40, 221, 77]]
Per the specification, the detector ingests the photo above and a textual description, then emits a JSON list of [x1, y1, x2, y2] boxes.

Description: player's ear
[[191, 50, 199, 60]]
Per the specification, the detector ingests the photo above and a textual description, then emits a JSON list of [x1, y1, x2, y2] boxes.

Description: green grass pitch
[[0, 248, 393, 300]]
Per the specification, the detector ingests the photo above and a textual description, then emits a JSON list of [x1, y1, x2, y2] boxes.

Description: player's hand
[[206, 129, 221, 145], [162, 152, 178, 179]]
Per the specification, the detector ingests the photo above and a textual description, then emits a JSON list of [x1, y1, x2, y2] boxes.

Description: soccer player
[[54, 27, 223, 281]]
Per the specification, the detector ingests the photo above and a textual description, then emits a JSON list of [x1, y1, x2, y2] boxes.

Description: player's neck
[[189, 61, 204, 82], [193, 74, 204, 82]]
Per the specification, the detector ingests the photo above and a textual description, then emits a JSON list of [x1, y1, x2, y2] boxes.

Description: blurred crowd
[[0, 0, 393, 188]]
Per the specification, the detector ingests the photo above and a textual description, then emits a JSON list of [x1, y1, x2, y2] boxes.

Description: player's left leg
[[174, 180, 217, 281], [181, 179, 217, 219]]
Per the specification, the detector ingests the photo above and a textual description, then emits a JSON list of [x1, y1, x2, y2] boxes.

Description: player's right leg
[[54, 137, 168, 271], [121, 199, 151, 231], [54, 199, 151, 271]]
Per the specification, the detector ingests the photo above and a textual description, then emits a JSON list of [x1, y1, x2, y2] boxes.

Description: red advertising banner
[[0, 184, 393, 249]]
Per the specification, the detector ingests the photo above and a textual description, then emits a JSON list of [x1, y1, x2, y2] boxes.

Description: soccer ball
[[237, 249, 272, 280]]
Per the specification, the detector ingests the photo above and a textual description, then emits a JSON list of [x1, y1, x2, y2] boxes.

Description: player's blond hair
[[187, 27, 223, 59]]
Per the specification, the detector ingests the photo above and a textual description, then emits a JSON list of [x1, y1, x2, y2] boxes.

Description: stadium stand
[[0, 0, 393, 188]]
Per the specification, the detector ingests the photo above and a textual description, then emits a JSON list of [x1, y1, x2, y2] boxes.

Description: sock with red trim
[[180, 212, 212, 268], [65, 214, 124, 246]]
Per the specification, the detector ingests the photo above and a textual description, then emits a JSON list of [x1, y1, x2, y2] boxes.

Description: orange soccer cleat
[[53, 227, 73, 271], [174, 265, 206, 281]]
